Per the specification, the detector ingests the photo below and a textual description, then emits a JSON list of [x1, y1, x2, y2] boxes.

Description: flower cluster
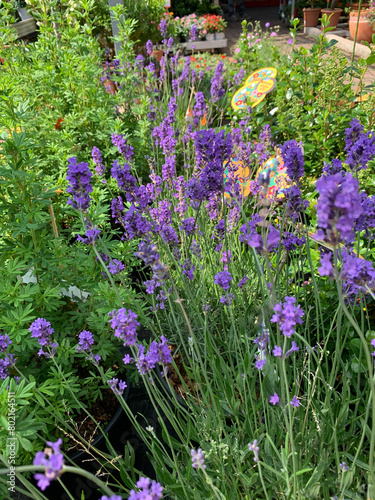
[[128, 477, 163, 499], [344, 118, 375, 172], [248, 440, 259, 462], [109, 308, 140, 346], [92, 146, 105, 176], [75, 330, 101, 365], [33, 439, 64, 491], [66, 157, 93, 210], [29, 318, 58, 357], [315, 172, 362, 245], [107, 378, 127, 396], [125, 336, 172, 376], [270, 297, 304, 338], [203, 14, 227, 33], [176, 14, 207, 38], [280, 140, 304, 182], [191, 448, 206, 469], [0, 333, 13, 380]]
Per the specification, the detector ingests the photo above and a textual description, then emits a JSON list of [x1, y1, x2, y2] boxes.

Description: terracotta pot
[[151, 49, 163, 62], [320, 8, 343, 29], [349, 10, 375, 41], [350, 2, 370, 10], [303, 7, 321, 26]]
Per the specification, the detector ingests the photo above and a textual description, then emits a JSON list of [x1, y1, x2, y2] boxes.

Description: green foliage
[[122, 0, 166, 46], [172, 0, 220, 17]]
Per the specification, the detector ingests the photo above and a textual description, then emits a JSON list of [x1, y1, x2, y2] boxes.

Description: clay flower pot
[[349, 10, 375, 42], [320, 8, 343, 29], [303, 7, 321, 27], [151, 49, 163, 62]]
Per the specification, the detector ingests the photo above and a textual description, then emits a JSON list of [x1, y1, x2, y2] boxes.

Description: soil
[[164, 347, 199, 401], [64, 388, 120, 454]]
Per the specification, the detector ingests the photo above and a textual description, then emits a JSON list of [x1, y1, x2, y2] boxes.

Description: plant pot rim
[[321, 7, 343, 11], [349, 10, 371, 15], [303, 7, 321, 10]]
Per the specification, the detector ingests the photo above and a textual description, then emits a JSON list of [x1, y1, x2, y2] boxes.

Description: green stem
[[0, 465, 115, 497]]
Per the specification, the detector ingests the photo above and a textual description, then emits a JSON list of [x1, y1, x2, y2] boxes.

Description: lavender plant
[[2, 13, 375, 500]]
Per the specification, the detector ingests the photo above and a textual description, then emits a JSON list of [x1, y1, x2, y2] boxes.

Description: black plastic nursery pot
[[28, 384, 131, 500]]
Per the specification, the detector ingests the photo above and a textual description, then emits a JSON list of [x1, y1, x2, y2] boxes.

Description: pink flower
[[265, 22, 270, 28], [235, 47, 240, 53], [255, 38, 261, 43], [287, 38, 293, 45], [270, 31, 277, 37]]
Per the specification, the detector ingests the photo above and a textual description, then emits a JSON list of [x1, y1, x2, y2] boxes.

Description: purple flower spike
[[318, 252, 334, 277], [107, 378, 127, 396], [190, 24, 198, 41], [66, 157, 93, 211], [270, 297, 304, 337], [315, 171, 362, 245], [146, 40, 153, 56], [75, 331, 101, 365], [0, 333, 11, 352], [33, 439, 64, 491], [270, 393, 279, 405], [272, 345, 282, 357], [109, 309, 140, 346], [191, 448, 206, 469], [255, 358, 266, 370], [29, 318, 58, 357], [280, 140, 304, 182], [100, 495, 123, 500], [77, 228, 101, 245], [107, 259, 125, 275], [92, 146, 105, 176], [248, 439, 259, 462], [76, 331, 94, 352], [214, 270, 232, 291], [0, 355, 15, 380], [128, 477, 163, 499], [111, 134, 134, 161], [285, 340, 300, 358], [290, 395, 300, 407]]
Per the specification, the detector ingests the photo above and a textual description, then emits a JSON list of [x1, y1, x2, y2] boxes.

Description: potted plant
[[349, 0, 375, 41], [214, 15, 227, 39], [321, 0, 343, 29], [203, 14, 227, 40], [303, 0, 322, 27]]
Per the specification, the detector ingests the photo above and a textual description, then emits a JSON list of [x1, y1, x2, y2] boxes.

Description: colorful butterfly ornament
[[231, 67, 277, 110], [223, 157, 252, 198], [255, 155, 290, 199]]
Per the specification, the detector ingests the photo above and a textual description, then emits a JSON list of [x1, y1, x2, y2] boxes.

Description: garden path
[[223, 6, 375, 86]]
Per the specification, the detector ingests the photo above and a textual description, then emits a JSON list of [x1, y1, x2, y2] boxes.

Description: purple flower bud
[[191, 448, 206, 469]]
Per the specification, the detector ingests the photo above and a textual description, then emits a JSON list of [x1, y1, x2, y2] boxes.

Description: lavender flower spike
[[29, 318, 58, 357], [191, 448, 207, 469], [33, 439, 64, 491], [128, 477, 164, 499], [270, 297, 304, 337], [109, 308, 140, 346], [66, 157, 93, 210], [248, 439, 259, 462], [280, 140, 304, 182], [107, 378, 127, 396], [92, 146, 105, 176]]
